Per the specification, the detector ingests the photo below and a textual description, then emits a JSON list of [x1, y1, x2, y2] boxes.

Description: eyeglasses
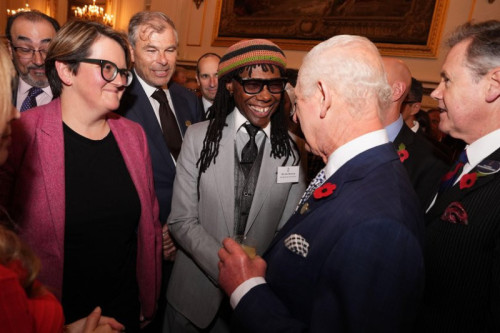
[[233, 76, 287, 95], [79, 58, 133, 87], [12, 45, 48, 59]]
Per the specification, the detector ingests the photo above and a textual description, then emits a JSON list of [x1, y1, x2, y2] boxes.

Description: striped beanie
[[218, 39, 286, 78]]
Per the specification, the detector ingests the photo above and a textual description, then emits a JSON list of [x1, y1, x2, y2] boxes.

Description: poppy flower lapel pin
[[313, 183, 337, 200], [397, 143, 409, 163], [459, 159, 500, 190]]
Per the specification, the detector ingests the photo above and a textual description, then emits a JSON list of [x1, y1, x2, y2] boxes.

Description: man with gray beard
[[6, 11, 59, 111]]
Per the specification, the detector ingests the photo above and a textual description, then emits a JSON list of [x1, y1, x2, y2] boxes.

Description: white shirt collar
[[202, 96, 213, 113], [464, 128, 500, 171], [324, 129, 389, 179]]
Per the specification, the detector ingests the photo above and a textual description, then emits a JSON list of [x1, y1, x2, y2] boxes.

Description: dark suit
[[393, 124, 449, 209], [116, 73, 202, 223], [198, 96, 207, 120], [233, 143, 425, 333], [417, 148, 500, 332]]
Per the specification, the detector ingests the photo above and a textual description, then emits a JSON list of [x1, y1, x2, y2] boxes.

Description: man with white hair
[[217, 35, 425, 332]]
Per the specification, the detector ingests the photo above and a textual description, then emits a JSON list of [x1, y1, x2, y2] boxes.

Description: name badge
[[277, 166, 300, 183]]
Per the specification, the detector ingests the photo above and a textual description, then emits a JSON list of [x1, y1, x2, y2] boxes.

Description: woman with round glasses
[[164, 39, 306, 332], [0, 20, 162, 332]]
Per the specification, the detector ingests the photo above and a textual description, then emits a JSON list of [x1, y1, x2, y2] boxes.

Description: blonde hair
[[0, 223, 41, 295], [0, 43, 15, 136]]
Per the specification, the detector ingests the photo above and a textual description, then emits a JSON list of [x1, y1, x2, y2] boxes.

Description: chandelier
[[73, 0, 113, 26], [7, 1, 31, 16]]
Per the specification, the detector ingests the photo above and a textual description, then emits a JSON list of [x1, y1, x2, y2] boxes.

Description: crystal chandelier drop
[[7, 1, 31, 16], [73, 0, 113, 26]]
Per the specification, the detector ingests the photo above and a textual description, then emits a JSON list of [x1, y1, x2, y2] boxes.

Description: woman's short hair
[[45, 20, 131, 98]]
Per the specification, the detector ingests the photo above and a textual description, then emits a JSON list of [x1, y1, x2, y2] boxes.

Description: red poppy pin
[[459, 172, 477, 189], [313, 183, 336, 200], [397, 143, 409, 163], [440, 201, 468, 225]]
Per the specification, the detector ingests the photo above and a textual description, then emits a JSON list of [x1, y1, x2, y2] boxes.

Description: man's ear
[[226, 81, 233, 95], [410, 102, 421, 116], [55, 61, 73, 86], [318, 80, 331, 119], [7, 41, 13, 59], [392, 81, 406, 102], [129, 45, 135, 63], [486, 68, 500, 103]]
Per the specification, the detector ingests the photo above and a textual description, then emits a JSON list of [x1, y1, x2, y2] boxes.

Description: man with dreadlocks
[[164, 39, 307, 332]]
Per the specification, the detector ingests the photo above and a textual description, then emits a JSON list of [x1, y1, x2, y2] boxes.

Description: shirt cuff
[[229, 277, 266, 309]]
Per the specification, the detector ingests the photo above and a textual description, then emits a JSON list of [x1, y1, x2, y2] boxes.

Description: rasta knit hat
[[217, 39, 286, 78]]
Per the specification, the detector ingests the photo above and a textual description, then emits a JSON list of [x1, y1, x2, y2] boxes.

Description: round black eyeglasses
[[79, 58, 133, 87], [233, 76, 287, 95]]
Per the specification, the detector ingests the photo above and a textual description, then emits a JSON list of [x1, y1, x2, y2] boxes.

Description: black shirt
[[62, 123, 141, 332]]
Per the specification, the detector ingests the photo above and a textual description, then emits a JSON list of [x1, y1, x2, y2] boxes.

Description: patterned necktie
[[20, 87, 43, 112], [152, 89, 182, 160], [240, 124, 259, 175], [296, 169, 326, 210], [439, 149, 468, 192]]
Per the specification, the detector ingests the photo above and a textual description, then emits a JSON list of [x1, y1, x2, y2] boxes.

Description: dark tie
[[439, 149, 468, 192], [152, 89, 182, 160], [241, 124, 259, 175], [20, 87, 43, 112]]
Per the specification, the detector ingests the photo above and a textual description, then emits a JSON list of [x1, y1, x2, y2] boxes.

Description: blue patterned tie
[[20, 87, 43, 112], [439, 149, 468, 192], [296, 169, 326, 211]]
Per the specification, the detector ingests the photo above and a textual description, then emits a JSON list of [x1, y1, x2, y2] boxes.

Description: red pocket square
[[441, 201, 468, 225]]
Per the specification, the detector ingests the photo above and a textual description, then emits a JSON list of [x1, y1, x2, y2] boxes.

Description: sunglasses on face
[[233, 76, 287, 95], [79, 58, 133, 87]]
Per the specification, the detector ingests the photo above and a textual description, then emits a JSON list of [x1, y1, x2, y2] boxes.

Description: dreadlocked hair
[[196, 64, 300, 190]]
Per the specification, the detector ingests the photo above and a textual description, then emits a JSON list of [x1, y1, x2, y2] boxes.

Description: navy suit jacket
[[234, 143, 425, 333], [393, 123, 449, 209], [117, 74, 202, 223]]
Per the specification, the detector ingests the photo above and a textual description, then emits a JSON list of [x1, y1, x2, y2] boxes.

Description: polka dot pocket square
[[284, 234, 309, 258]]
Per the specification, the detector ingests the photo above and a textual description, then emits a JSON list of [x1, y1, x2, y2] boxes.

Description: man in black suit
[[116, 11, 202, 330], [217, 34, 425, 333], [6, 11, 59, 111], [195, 53, 220, 118], [382, 57, 448, 209], [416, 20, 500, 332]]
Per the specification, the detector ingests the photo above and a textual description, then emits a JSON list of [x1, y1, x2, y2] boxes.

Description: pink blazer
[[0, 98, 162, 320]]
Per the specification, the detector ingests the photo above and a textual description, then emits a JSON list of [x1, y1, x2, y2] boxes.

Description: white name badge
[[277, 166, 300, 183]]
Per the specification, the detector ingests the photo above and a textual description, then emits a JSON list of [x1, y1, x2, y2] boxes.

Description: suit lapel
[[169, 83, 191, 136], [245, 138, 277, 233], [265, 143, 397, 254], [430, 148, 500, 216], [36, 99, 66, 253], [127, 75, 176, 172], [393, 123, 415, 153], [214, 112, 236, 234]]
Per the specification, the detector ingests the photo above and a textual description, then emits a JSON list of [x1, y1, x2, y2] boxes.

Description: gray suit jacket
[[166, 111, 307, 328]]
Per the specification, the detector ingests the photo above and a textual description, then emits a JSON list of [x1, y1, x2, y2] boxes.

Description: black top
[[61, 123, 141, 332]]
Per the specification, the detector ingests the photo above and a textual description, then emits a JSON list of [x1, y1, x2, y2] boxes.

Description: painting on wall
[[213, 0, 449, 58]]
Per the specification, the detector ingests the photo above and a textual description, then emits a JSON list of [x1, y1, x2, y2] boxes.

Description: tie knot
[[244, 123, 259, 138], [458, 149, 468, 164], [152, 89, 168, 104], [28, 87, 43, 98]]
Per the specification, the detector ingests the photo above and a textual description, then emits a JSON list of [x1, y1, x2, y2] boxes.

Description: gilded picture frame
[[212, 0, 449, 58]]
